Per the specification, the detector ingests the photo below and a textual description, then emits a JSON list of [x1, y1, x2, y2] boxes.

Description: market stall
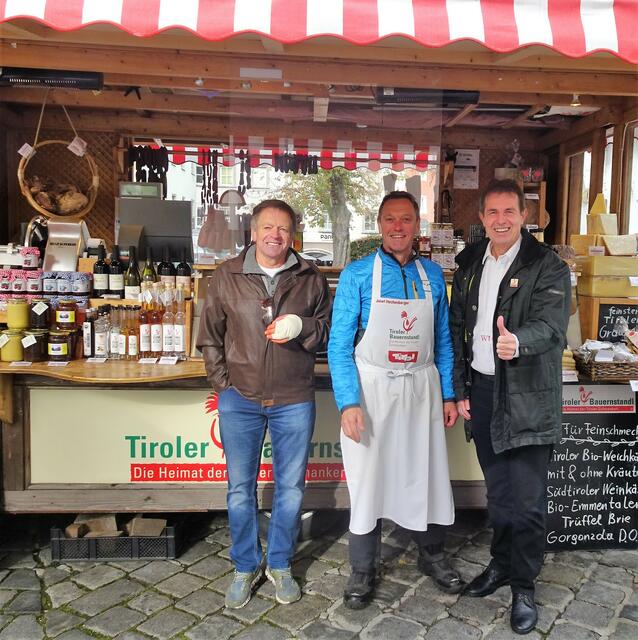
[[0, 3, 637, 551]]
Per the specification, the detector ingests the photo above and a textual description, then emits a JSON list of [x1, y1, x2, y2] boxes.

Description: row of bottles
[[93, 245, 192, 299], [82, 283, 188, 360]]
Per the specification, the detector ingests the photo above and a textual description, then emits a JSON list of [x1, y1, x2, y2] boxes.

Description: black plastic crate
[[50, 526, 178, 561]]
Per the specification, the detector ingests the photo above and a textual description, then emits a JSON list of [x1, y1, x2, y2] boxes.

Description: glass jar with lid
[[7, 297, 30, 329], [0, 329, 24, 362], [48, 330, 72, 362], [29, 298, 51, 329], [22, 329, 48, 362], [55, 299, 77, 330]]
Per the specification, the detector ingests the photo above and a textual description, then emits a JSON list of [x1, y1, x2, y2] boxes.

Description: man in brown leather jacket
[[197, 199, 331, 609]]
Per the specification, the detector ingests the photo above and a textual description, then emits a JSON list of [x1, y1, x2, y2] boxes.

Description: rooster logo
[[578, 386, 593, 403], [204, 392, 224, 457], [401, 310, 417, 332]]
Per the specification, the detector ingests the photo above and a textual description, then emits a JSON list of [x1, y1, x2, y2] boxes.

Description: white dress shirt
[[471, 236, 522, 375]]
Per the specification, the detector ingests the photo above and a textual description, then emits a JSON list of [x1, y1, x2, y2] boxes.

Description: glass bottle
[[173, 284, 187, 361], [139, 284, 151, 358], [109, 307, 121, 360], [94, 306, 110, 358], [108, 244, 124, 298], [158, 246, 176, 287], [142, 247, 158, 283], [150, 283, 164, 357], [176, 247, 192, 298], [124, 246, 141, 300], [82, 308, 95, 358], [93, 245, 109, 297], [162, 285, 175, 356], [127, 306, 139, 360]]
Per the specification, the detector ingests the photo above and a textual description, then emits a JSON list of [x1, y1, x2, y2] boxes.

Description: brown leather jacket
[[197, 247, 331, 405]]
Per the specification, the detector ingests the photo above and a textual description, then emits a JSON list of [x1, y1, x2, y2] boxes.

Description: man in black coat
[[450, 179, 571, 635]]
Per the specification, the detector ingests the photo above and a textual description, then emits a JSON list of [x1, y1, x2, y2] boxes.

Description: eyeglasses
[[261, 297, 274, 326]]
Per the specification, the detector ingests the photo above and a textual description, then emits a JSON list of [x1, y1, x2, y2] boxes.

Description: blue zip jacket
[[328, 248, 455, 411]]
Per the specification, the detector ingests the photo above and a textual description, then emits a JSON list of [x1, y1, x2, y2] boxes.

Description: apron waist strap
[[356, 361, 434, 375]]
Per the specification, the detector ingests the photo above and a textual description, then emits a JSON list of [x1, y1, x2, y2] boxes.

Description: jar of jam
[[29, 298, 51, 329], [48, 330, 72, 362], [26, 271, 43, 293], [7, 297, 30, 329], [11, 270, 27, 293], [22, 329, 48, 362], [42, 272, 57, 293], [56, 273, 72, 294], [55, 299, 77, 330], [71, 273, 92, 295], [0, 329, 24, 362]]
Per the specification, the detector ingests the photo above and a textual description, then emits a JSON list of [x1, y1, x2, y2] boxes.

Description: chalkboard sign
[[546, 384, 638, 550], [597, 302, 638, 342]]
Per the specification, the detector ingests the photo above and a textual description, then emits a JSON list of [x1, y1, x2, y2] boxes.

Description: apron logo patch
[[509, 278, 519, 288], [388, 351, 418, 363], [400, 310, 417, 332]]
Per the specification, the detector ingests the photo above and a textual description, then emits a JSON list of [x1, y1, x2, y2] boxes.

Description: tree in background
[[274, 167, 381, 267]]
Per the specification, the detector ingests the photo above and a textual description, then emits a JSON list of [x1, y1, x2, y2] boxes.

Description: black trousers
[[349, 519, 446, 573], [470, 373, 552, 596]]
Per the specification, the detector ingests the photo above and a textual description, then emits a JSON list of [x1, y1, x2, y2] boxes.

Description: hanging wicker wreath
[[17, 139, 99, 220]]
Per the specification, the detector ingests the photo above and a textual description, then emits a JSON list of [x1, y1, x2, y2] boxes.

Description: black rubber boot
[[343, 571, 375, 610]]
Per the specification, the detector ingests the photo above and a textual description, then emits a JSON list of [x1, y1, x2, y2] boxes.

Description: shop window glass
[[628, 125, 638, 233], [579, 151, 592, 234], [602, 128, 614, 209]]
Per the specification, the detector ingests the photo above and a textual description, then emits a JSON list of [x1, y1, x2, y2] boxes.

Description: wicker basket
[[17, 139, 99, 219], [573, 351, 638, 382]]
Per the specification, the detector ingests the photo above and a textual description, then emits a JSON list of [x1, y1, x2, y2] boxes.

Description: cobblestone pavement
[[0, 511, 635, 639]]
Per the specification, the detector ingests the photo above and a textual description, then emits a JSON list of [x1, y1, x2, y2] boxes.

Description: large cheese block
[[577, 275, 638, 297], [587, 213, 618, 235], [570, 234, 602, 256], [600, 234, 637, 256], [575, 256, 638, 276]]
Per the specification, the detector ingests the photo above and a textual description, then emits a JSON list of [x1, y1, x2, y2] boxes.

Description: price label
[[9, 361, 32, 367], [588, 246, 605, 256], [47, 361, 69, 367], [158, 356, 178, 365], [67, 136, 87, 157], [21, 334, 37, 348], [0, 334, 9, 349], [562, 370, 578, 383], [32, 301, 48, 316], [86, 357, 107, 363], [629, 277, 638, 287], [138, 357, 158, 364], [630, 380, 638, 391], [18, 143, 35, 159]]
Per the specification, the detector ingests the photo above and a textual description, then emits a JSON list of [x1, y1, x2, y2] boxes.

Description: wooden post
[[610, 124, 626, 228], [0, 374, 13, 424], [588, 128, 605, 211]]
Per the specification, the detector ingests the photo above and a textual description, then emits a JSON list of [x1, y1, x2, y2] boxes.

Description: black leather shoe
[[511, 592, 538, 635], [417, 550, 466, 594], [343, 571, 375, 610], [464, 564, 510, 597]]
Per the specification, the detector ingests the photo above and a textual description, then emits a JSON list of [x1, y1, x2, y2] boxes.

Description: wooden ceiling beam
[[13, 108, 540, 151], [537, 106, 624, 150], [444, 104, 478, 128], [502, 104, 544, 129], [2, 42, 635, 96], [1, 22, 635, 74]]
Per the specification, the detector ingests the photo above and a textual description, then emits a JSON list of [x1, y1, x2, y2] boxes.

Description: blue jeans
[[218, 387, 315, 572]]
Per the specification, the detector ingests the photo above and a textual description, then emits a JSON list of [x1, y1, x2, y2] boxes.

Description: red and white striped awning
[[1, 0, 636, 64]]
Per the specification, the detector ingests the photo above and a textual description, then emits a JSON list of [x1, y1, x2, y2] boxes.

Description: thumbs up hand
[[496, 315, 517, 360]]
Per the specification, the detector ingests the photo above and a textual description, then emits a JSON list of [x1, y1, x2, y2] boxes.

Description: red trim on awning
[[1, 0, 636, 63]]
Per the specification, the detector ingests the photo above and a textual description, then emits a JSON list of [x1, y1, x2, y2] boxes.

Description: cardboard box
[[586, 213, 618, 235], [575, 256, 638, 277]]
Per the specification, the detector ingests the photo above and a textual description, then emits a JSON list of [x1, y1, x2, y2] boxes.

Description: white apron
[[342, 255, 455, 534]]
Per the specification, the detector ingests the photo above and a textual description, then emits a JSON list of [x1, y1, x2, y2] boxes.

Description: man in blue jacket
[[328, 191, 463, 610]]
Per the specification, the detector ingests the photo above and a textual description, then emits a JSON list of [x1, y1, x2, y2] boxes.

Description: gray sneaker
[[225, 567, 262, 609], [266, 567, 301, 604]]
